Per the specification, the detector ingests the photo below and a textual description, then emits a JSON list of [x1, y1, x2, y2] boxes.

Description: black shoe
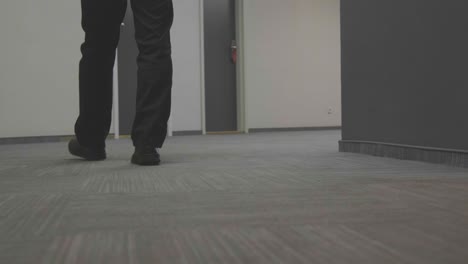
[[131, 147, 161, 166], [68, 138, 106, 161]]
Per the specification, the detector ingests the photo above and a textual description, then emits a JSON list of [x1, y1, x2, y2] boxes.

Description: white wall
[[0, 0, 82, 138], [243, 0, 341, 129], [171, 0, 203, 132]]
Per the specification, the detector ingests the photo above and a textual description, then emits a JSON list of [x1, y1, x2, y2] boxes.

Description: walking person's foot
[[131, 147, 161, 166], [68, 138, 106, 161]]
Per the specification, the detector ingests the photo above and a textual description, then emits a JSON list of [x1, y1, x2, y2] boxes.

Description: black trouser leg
[[131, 0, 174, 149], [75, 0, 127, 148]]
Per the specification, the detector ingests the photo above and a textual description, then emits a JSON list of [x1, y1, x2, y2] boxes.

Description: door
[[204, 0, 237, 132], [117, 5, 138, 135], [118, 0, 238, 135]]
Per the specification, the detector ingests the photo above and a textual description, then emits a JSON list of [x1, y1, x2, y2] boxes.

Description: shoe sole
[[131, 154, 161, 166], [68, 141, 106, 161]]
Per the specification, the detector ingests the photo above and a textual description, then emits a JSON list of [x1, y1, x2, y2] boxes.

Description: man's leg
[[130, 0, 174, 152], [74, 0, 127, 150]]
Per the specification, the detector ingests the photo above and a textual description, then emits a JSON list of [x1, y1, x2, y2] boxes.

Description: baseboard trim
[[249, 126, 341, 133], [0, 128, 337, 145], [0, 131, 207, 145], [172, 130, 203, 136], [0, 135, 122, 146], [339, 140, 468, 168], [0, 135, 74, 145]]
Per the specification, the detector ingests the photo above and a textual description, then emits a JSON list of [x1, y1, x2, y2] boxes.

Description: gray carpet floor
[[0, 130, 467, 264]]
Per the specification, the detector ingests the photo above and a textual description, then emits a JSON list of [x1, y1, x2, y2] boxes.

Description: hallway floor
[[0, 130, 467, 264]]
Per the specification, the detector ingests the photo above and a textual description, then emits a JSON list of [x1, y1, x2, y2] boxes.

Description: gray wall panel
[[341, 0, 468, 150]]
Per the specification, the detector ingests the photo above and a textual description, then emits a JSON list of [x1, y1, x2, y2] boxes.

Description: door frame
[[199, 0, 247, 135]]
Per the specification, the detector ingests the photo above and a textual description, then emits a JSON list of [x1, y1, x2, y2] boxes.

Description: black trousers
[[75, 0, 173, 149]]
